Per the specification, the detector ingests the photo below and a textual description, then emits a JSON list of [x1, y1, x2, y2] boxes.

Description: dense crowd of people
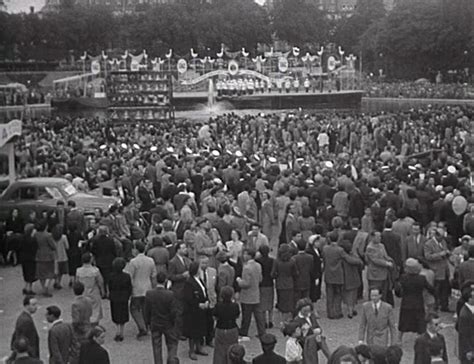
[[2, 103, 474, 364], [365, 81, 473, 99], [0, 89, 47, 106]]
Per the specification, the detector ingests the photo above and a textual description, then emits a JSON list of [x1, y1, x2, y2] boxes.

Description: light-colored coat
[[202, 267, 217, 307], [423, 237, 450, 280], [365, 242, 392, 281], [238, 259, 262, 304], [358, 301, 397, 346]]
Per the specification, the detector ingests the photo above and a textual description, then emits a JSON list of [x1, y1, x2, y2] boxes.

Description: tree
[[360, 0, 474, 78], [196, 0, 271, 51], [333, 0, 386, 54], [272, 0, 329, 47]]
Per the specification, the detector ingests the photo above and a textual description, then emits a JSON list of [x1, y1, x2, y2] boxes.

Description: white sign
[[91, 60, 101, 75], [177, 59, 188, 74], [327, 56, 336, 71], [228, 60, 239, 76], [0, 120, 22, 149], [278, 57, 289, 72], [131, 60, 140, 72]]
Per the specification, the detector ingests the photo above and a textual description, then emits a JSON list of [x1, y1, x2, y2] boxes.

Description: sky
[[5, 0, 46, 13]]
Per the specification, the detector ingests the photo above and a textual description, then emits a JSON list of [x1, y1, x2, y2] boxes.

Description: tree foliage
[[0, 0, 272, 60], [333, 0, 386, 54], [359, 0, 474, 78], [272, 0, 329, 47], [0, 0, 473, 79]]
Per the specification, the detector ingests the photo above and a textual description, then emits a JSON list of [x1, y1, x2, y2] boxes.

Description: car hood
[[69, 193, 117, 212]]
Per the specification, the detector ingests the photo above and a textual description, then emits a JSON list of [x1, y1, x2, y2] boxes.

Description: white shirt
[[125, 254, 157, 297], [285, 337, 303, 362], [373, 301, 381, 312], [465, 302, 474, 314], [194, 276, 207, 298]]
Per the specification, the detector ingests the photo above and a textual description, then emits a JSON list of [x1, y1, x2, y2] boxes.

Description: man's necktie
[[374, 305, 379, 316]]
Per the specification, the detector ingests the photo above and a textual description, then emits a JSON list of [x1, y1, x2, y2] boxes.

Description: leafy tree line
[[0, 0, 472, 79]]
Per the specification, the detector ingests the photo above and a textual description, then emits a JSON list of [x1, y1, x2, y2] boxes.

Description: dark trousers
[[325, 283, 343, 318], [239, 303, 266, 337], [151, 329, 178, 364], [175, 298, 184, 337], [130, 296, 147, 333], [97, 265, 112, 294], [205, 307, 215, 344], [357, 268, 364, 299], [294, 289, 310, 302], [434, 279, 450, 311]]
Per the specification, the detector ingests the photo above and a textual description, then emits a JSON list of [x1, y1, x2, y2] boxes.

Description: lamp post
[[80, 51, 87, 97]]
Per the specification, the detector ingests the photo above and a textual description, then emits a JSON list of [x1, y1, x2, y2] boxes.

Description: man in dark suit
[[457, 288, 474, 364], [292, 240, 314, 301], [90, 225, 117, 296], [168, 241, 191, 340], [405, 222, 426, 261], [414, 313, 448, 364], [322, 231, 345, 319], [11, 296, 40, 359], [46, 305, 73, 364], [252, 333, 285, 364], [306, 233, 323, 303], [382, 221, 402, 272], [458, 245, 474, 290], [145, 271, 179, 364], [212, 208, 233, 243]]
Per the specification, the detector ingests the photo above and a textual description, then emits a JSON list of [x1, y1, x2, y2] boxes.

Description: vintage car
[[0, 177, 117, 221]]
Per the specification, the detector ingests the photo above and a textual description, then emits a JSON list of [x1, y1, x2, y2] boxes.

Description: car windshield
[[61, 183, 78, 197]]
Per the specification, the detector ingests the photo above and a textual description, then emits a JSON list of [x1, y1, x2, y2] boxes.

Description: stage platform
[[173, 90, 364, 111]]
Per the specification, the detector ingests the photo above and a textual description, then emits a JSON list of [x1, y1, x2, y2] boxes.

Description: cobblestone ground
[[0, 265, 458, 364]]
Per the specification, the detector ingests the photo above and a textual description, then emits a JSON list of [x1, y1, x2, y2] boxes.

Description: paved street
[[0, 265, 459, 363]]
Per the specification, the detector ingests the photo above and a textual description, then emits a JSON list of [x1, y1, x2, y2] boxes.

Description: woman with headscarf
[[292, 298, 331, 364], [397, 258, 435, 343], [35, 221, 56, 297], [108, 257, 132, 342], [19, 223, 38, 295], [76, 252, 105, 325], [271, 244, 298, 322], [212, 286, 240, 364]]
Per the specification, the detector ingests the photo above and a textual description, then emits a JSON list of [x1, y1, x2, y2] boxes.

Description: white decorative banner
[[91, 60, 101, 74], [228, 60, 239, 76], [278, 57, 289, 72], [327, 56, 336, 71], [130, 60, 140, 72], [0, 119, 22, 149], [177, 59, 188, 74]]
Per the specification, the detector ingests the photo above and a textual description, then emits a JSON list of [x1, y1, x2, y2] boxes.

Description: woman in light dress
[[76, 252, 105, 325]]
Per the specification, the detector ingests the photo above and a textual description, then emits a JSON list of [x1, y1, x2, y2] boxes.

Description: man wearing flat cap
[[252, 333, 285, 364]]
